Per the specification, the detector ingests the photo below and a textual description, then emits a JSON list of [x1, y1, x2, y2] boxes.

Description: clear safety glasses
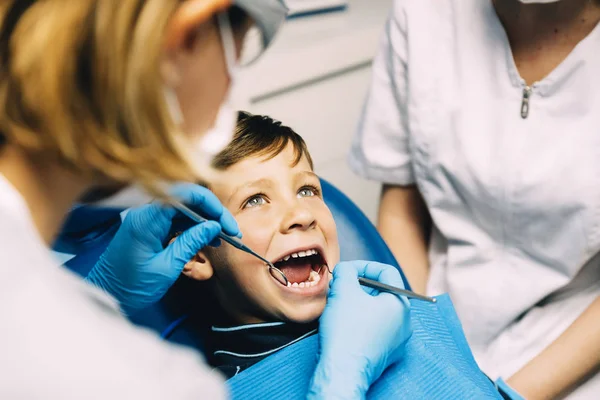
[[216, 0, 288, 71], [218, 9, 264, 68]]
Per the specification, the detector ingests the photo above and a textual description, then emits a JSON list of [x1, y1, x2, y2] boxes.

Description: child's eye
[[243, 195, 267, 209], [298, 186, 320, 198]]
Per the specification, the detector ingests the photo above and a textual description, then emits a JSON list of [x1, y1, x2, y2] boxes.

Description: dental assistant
[[350, 0, 600, 398], [0, 0, 411, 398]]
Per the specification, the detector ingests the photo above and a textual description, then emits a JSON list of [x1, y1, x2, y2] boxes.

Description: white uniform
[[349, 0, 600, 397], [0, 174, 226, 399]]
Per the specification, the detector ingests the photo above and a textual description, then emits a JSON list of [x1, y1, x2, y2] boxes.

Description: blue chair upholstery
[[53, 178, 409, 348], [319, 179, 410, 290]]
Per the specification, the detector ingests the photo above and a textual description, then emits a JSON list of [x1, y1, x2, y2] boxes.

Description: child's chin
[[281, 304, 325, 324]]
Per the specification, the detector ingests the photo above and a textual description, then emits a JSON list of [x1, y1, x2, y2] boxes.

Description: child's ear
[[167, 235, 214, 281], [181, 251, 214, 281]]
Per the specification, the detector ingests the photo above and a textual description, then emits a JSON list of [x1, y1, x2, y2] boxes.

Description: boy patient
[[169, 111, 340, 378]]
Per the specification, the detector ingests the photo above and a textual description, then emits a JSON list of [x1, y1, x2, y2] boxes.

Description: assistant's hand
[[308, 261, 412, 400], [85, 183, 240, 314]]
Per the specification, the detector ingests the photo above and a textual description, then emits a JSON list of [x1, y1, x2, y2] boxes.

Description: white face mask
[[196, 71, 249, 158], [165, 11, 247, 180]]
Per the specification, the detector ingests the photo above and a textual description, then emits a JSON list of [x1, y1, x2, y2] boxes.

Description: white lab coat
[[0, 174, 226, 399], [349, 0, 600, 397]]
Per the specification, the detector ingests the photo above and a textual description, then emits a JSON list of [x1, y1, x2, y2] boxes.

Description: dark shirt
[[205, 319, 319, 379]]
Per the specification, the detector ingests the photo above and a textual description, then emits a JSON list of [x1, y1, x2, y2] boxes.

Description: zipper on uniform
[[520, 86, 532, 119]]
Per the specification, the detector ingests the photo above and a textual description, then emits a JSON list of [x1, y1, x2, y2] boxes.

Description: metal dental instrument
[[173, 200, 436, 302], [172, 200, 289, 285], [320, 264, 436, 303], [358, 277, 437, 303]]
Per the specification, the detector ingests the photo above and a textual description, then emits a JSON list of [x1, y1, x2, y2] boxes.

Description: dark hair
[[211, 111, 314, 170]]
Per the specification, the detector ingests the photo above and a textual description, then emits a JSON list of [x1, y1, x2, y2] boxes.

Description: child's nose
[[280, 203, 316, 233]]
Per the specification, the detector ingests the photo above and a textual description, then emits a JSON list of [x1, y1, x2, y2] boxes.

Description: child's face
[[200, 144, 339, 324]]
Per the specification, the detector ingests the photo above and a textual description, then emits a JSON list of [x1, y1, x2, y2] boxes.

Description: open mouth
[[272, 247, 328, 288]]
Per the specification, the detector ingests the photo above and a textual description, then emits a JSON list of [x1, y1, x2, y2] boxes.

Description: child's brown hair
[[211, 111, 314, 171]]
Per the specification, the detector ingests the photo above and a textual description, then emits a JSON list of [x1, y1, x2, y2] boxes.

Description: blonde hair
[[0, 0, 200, 192]]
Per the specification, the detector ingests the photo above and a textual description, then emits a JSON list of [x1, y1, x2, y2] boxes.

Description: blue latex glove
[[308, 261, 412, 399], [85, 183, 240, 314]]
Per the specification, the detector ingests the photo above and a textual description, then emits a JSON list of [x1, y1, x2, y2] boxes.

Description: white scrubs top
[[349, 0, 600, 397], [0, 174, 226, 399]]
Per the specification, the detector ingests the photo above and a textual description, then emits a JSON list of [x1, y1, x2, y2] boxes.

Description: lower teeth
[[286, 270, 321, 288]]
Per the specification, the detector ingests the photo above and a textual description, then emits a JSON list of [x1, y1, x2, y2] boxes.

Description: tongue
[[279, 262, 312, 284]]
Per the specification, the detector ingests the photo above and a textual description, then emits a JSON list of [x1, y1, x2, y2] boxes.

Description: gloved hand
[[85, 183, 240, 314], [308, 261, 412, 399]]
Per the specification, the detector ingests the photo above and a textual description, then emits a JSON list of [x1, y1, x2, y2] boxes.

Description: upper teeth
[[279, 249, 318, 262]]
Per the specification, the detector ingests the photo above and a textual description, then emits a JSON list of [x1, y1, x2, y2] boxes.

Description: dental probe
[[358, 277, 437, 303], [171, 200, 277, 269]]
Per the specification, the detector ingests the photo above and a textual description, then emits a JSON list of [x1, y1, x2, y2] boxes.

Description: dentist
[[0, 0, 410, 398]]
